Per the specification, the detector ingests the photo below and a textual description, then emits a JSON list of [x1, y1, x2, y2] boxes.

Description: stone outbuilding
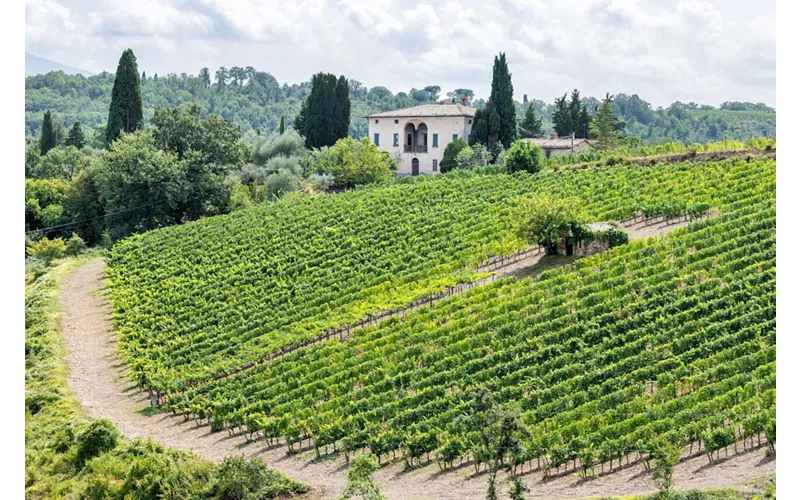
[[556, 222, 627, 257], [526, 132, 594, 158]]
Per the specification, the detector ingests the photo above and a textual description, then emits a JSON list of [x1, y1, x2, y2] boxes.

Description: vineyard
[[159, 191, 775, 474], [103, 155, 776, 486], [106, 157, 776, 394]]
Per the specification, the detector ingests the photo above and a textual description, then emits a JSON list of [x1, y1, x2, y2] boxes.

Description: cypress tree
[[39, 111, 57, 155], [568, 89, 582, 136], [279, 116, 285, 134], [578, 104, 592, 139], [552, 94, 571, 137], [468, 108, 488, 146], [489, 53, 517, 148], [297, 73, 350, 149], [65, 121, 86, 149], [106, 49, 143, 146], [334, 75, 351, 140], [590, 93, 624, 150], [519, 104, 543, 138]]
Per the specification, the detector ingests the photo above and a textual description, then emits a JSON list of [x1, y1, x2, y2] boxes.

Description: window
[[432, 159, 438, 172], [374, 133, 379, 146], [468, 119, 472, 124], [393, 133, 399, 147], [375, 119, 379, 123], [394, 119, 399, 124], [432, 133, 438, 147], [452, 133, 458, 141]]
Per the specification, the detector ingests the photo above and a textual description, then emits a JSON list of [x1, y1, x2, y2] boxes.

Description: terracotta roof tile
[[367, 103, 476, 118]]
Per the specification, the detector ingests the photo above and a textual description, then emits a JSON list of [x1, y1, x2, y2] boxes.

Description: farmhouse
[[526, 133, 594, 158], [366, 99, 476, 176]]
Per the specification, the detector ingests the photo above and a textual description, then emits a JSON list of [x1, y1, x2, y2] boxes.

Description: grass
[[134, 406, 161, 417], [25, 255, 311, 498]]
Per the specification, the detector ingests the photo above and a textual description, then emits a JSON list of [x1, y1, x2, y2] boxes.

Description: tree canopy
[[514, 193, 587, 254], [310, 137, 396, 188]]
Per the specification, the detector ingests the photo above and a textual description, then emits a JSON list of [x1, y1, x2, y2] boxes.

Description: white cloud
[[25, 0, 776, 107]]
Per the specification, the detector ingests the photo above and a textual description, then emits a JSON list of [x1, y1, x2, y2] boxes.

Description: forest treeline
[[26, 67, 775, 145]]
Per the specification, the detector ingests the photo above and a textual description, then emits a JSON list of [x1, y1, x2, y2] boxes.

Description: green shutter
[[374, 133, 379, 146], [452, 133, 458, 141], [433, 133, 438, 147], [393, 133, 399, 146]]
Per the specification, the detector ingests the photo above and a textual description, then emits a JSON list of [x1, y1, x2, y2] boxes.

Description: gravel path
[[59, 247, 774, 499]]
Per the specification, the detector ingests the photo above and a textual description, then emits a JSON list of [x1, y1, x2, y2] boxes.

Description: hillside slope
[[25, 53, 93, 77]]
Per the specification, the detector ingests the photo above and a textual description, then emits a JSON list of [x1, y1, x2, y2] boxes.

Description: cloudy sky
[[25, 0, 775, 107]]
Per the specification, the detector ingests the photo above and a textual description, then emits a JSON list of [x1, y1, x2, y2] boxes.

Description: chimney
[[461, 96, 468, 106], [550, 132, 558, 139]]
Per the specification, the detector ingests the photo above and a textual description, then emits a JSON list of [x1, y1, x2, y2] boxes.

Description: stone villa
[[366, 99, 476, 176]]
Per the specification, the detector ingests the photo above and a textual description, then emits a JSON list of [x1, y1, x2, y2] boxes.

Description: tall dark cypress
[[334, 75, 351, 140], [65, 121, 86, 149], [39, 110, 57, 155], [297, 72, 350, 149], [279, 116, 285, 134], [106, 49, 143, 146], [552, 94, 571, 137], [489, 53, 517, 148], [568, 89, 582, 137]]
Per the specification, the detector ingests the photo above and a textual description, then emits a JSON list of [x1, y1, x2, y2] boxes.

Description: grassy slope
[[24, 255, 309, 498]]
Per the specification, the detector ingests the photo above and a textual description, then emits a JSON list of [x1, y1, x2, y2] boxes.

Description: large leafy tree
[[309, 137, 395, 188], [504, 139, 543, 174], [514, 193, 587, 254], [106, 49, 143, 146], [32, 146, 89, 180], [93, 131, 186, 238], [150, 104, 249, 220], [65, 121, 86, 149], [39, 111, 57, 155], [295, 73, 351, 149]]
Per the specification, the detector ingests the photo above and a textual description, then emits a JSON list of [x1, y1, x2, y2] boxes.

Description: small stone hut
[[556, 222, 626, 257]]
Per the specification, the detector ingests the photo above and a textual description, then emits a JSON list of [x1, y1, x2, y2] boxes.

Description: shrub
[[504, 140, 543, 174], [208, 456, 309, 499], [344, 454, 385, 500], [65, 233, 87, 256], [252, 129, 306, 165], [307, 173, 336, 191], [229, 179, 254, 211], [310, 137, 396, 188], [26, 237, 66, 265], [76, 419, 120, 466], [265, 155, 302, 176], [439, 138, 467, 173], [264, 172, 300, 201]]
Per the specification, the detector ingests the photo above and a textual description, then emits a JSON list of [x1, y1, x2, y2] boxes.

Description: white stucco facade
[[366, 103, 476, 176]]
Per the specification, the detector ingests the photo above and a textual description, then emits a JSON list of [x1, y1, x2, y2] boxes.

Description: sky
[[25, 0, 776, 108]]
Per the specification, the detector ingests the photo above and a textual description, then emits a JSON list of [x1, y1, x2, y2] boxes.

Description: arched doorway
[[411, 158, 420, 176]]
